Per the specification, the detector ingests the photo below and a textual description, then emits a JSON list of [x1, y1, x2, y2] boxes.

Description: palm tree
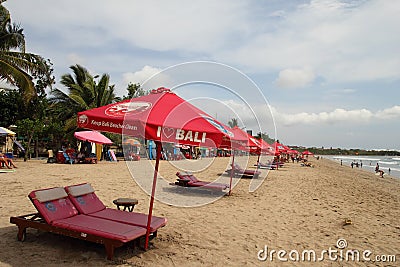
[[0, 1, 50, 101], [50, 64, 118, 133], [228, 118, 239, 128]]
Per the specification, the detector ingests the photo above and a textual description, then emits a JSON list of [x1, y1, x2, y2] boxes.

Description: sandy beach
[[0, 156, 399, 266]]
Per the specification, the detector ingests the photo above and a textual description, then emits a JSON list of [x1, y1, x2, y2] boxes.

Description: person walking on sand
[[375, 163, 379, 173]]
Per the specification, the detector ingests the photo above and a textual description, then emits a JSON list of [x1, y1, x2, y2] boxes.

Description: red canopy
[[255, 138, 276, 155], [229, 127, 272, 154], [77, 88, 243, 248], [74, 130, 113, 145], [273, 141, 289, 154], [228, 127, 256, 151], [77, 88, 237, 148], [286, 149, 299, 155], [302, 150, 314, 155]]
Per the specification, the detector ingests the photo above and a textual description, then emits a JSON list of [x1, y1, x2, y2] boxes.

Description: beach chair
[[254, 162, 277, 170], [9, 187, 147, 260], [83, 153, 97, 164], [108, 150, 118, 161], [174, 172, 229, 191], [62, 152, 74, 164], [225, 163, 261, 178], [64, 183, 167, 234]]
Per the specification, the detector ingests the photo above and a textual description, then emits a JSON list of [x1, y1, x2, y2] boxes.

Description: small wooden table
[[112, 198, 138, 212]]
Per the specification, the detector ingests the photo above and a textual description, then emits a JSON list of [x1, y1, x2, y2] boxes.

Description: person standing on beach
[[375, 163, 379, 173]]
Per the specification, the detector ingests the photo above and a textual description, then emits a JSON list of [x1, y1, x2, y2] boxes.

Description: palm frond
[[0, 58, 34, 96]]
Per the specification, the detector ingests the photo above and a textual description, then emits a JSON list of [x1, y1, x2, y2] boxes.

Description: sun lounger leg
[[17, 226, 27, 241], [104, 243, 115, 260]]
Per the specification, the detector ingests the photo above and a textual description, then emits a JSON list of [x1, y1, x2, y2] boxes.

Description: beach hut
[[76, 87, 243, 248]]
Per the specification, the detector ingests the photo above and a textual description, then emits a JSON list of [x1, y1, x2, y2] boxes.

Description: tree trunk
[[35, 137, 39, 158]]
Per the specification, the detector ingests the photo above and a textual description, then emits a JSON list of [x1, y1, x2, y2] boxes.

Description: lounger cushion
[[68, 192, 106, 214], [65, 184, 106, 214], [30, 189, 78, 224], [34, 187, 68, 203], [90, 209, 167, 232], [52, 214, 147, 242], [67, 183, 95, 197]]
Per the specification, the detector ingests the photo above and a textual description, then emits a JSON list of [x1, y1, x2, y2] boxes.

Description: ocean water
[[324, 155, 400, 179]]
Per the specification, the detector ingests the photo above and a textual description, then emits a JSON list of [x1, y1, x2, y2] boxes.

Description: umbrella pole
[[144, 141, 162, 250], [255, 153, 260, 171], [229, 150, 235, 196]]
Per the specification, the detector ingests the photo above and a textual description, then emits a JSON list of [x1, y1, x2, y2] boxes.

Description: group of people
[[0, 151, 17, 169], [350, 161, 363, 168]]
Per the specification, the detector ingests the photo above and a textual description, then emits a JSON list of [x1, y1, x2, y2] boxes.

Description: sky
[[4, 0, 400, 150]]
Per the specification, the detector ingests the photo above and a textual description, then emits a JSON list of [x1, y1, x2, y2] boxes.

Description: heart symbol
[[162, 127, 175, 138]]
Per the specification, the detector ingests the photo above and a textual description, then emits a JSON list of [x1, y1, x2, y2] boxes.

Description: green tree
[[0, 1, 51, 102], [0, 89, 22, 126], [227, 118, 239, 128], [122, 82, 148, 100], [16, 118, 43, 160], [256, 132, 275, 144], [50, 64, 118, 135]]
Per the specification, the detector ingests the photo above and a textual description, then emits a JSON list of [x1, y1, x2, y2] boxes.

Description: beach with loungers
[[0, 156, 399, 266]]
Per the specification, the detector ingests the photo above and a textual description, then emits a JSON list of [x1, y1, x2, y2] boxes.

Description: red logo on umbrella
[[78, 114, 88, 127], [105, 102, 151, 117]]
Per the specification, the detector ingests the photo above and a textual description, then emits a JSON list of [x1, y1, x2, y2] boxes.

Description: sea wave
[[332, 156, 380, 161], [378, 161, 399, 165]]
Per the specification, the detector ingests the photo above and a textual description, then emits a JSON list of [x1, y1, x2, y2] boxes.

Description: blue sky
[[4, 0, 400, 150]]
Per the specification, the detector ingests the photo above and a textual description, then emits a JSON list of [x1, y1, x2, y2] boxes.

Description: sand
[[0, 156, 399, 266]]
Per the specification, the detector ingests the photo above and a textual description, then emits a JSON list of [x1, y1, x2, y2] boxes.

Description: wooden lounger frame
[[10, 213, 153, 260]]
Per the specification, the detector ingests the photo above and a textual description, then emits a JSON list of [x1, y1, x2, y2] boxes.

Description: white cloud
[[6, 0, 400, 84], [271, 105, 400, 126], [218, 0, 400, 83], [275, 68, 315, 88], [66, 53, 85, 66], [123, 66, 161, 85], [376, 106, 400, 119], [122, 65, 172, 91]]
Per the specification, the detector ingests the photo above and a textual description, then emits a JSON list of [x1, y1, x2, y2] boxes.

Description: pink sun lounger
[[226, 163, 261, 178], [64, 183, 167, 233], [174, 172, 229, 191], [254, 162, 277, 170], [10, 187, 147, 260]]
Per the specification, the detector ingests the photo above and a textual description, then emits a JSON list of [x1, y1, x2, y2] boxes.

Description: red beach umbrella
[[273, 141, 289, 154], [225, 127, 257, 190], [77, 87, 242, 248], [302, 150, 314, 156], [122, 138, 141, 146]]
